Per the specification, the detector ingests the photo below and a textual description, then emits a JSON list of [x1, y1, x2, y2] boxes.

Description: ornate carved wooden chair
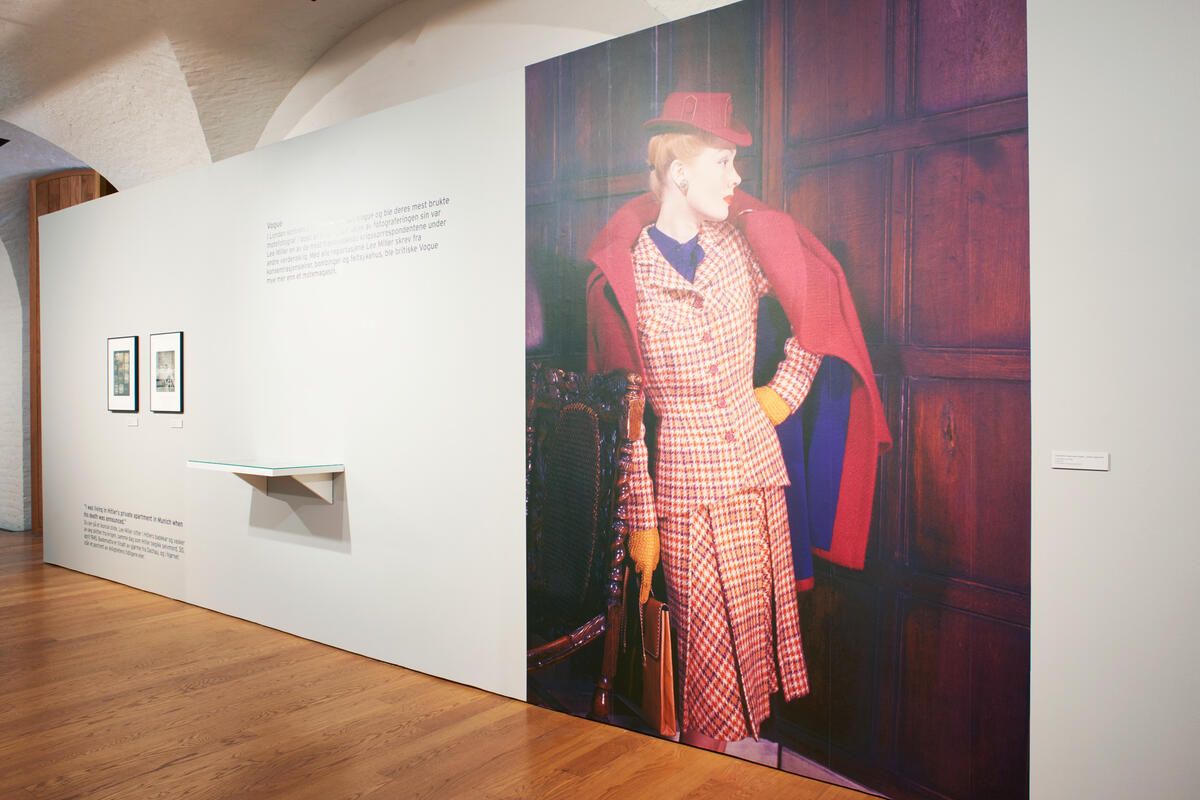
[[526, 363, 643, 721]]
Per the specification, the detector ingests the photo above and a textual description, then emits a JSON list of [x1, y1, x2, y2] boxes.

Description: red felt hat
[[643, 92, 752, 147]]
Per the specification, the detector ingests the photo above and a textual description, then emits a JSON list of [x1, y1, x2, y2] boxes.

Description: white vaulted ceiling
[[0, 0, 713, 189], [0, 0, 407, 187]]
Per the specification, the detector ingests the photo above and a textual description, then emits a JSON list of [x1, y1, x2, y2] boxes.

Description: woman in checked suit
[[585, 92, 891, 751]]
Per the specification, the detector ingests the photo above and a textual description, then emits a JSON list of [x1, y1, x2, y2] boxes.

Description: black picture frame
[[149, 331, 184, 413], [107, 335, 138, 412]]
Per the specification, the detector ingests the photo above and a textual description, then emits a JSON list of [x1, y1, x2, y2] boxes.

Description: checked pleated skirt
[[658, 486, 810, 741]]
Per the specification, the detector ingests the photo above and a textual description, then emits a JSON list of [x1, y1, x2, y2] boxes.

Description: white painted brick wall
[[0, 120, 88, 533], [0, 234, 28, 531]]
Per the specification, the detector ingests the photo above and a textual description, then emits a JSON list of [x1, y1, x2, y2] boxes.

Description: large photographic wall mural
[[525, 1, 1029, 798]]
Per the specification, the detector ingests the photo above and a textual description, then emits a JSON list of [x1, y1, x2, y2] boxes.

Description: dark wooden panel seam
[[762, 0, 786, 207], [892, 573, 1030, 627], [814, 562, 1029, 626], [891, 0, 916, 121], [784, 97, 1027, 171], [886, 149, 911, 345], [868, 345, 1030, 381]]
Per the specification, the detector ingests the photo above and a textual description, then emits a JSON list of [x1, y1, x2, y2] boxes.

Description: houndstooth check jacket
[[586, 190, 892, 574], [628, 222, 821, 523]]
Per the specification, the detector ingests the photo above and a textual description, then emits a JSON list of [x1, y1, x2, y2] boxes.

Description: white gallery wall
[[31, 0, 1200, 798], [39, 73, 527, 699], [0, 237, 20, 526], [1027, 2, 1200, 798]]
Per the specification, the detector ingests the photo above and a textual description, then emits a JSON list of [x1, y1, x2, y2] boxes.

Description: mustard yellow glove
[[755, 385, 791, 426], [627, 527, 660, 605]]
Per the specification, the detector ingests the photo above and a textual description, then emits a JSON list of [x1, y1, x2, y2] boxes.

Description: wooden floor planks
[[0, 532, 872, 799]]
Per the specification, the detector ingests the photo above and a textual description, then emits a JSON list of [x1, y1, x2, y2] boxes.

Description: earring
[[677, 177, 689, 193]]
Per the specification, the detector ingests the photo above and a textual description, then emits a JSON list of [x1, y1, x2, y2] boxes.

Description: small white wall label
[[1051, 451, 1110, 471]]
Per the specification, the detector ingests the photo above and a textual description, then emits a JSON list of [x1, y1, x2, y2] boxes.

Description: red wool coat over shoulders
[[585, 190, 891, 571]]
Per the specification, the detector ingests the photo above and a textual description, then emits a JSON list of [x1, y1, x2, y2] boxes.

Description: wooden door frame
[[28, 168, 113, 535]]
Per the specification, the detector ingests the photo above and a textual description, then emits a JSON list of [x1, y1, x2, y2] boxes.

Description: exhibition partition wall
[[39, 74, 527, 700]]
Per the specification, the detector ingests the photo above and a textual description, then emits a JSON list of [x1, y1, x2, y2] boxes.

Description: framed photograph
[[149, 331, 183, 413], [107, 336, 138, 412]]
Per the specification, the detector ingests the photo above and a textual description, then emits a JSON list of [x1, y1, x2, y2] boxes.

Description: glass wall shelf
[[187, 459, 344, 503]]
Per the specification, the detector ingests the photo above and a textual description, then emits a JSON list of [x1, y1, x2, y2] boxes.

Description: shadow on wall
[[248, 475, 350, 553]]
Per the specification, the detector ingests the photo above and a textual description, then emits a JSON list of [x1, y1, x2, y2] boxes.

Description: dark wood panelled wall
[[27, 170, 117, 535], [526, 1, 1029, 798]]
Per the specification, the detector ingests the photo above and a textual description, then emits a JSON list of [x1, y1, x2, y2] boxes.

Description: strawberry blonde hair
[[647, 130, 738, 198]]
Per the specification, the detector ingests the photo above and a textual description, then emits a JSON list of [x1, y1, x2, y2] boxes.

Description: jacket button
[[693, 297, 704, 309], [701, 332, 713, 343], [709, 365, 719, 375], [717, 398, 727, 408], [724, 432, 735, 442]]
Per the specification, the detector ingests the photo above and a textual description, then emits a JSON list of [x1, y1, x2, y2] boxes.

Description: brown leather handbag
[[639, 595, 678, 737]]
